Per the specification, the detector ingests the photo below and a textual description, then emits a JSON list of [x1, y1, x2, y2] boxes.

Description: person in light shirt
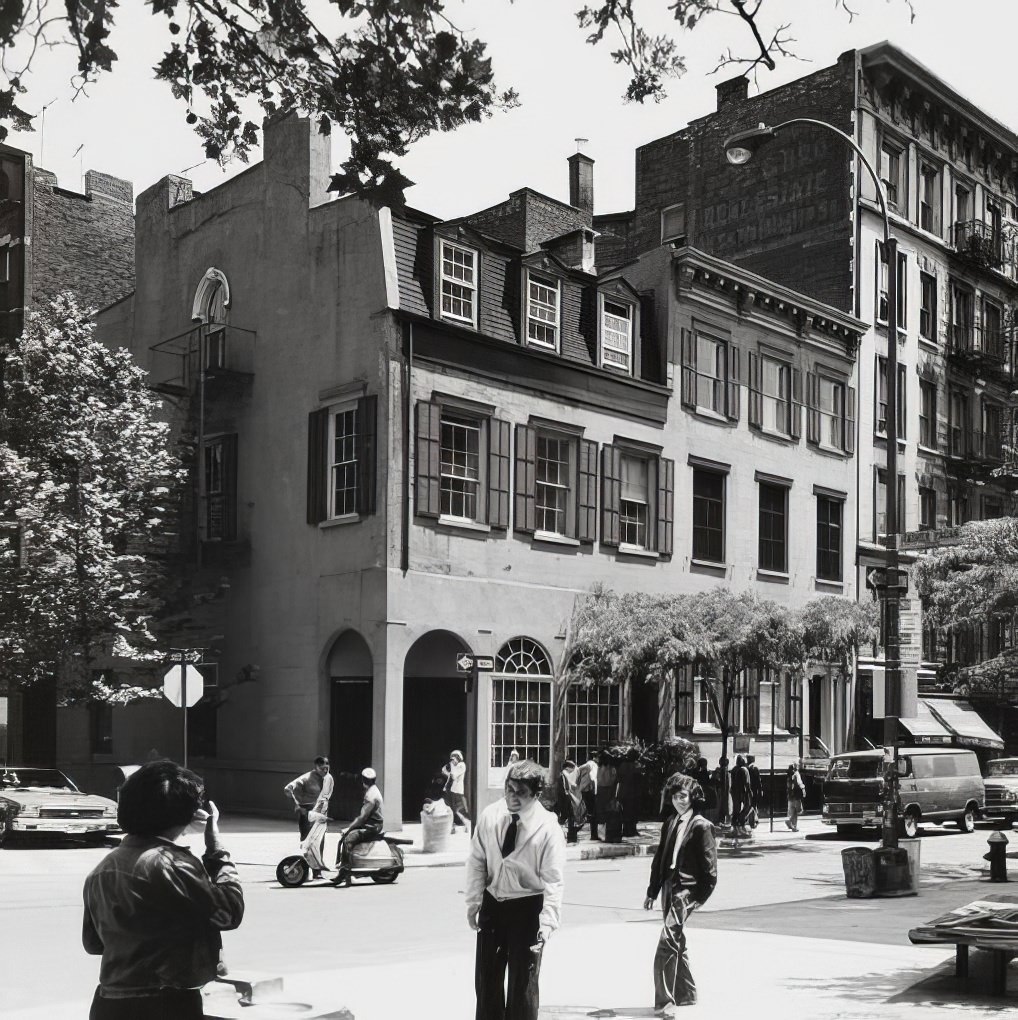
[[465, 759, 566, 1020], [643, 772, 718, 1016]]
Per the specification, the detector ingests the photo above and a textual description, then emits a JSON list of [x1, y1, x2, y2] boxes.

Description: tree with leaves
[[0, 0, 913, 200], [0, 294, 184, 703]]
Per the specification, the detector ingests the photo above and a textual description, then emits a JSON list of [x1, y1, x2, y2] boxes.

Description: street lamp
[[759, 678, 778, 832], [724, 119, 903, 850]]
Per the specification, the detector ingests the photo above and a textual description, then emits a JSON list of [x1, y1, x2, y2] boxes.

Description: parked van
[[983, 758, 1018, 827], [822, 747, 985, 837]]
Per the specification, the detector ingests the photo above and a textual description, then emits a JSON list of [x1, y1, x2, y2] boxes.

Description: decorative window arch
[[490, 638, 553, 767], [191, 268, 231, 323]]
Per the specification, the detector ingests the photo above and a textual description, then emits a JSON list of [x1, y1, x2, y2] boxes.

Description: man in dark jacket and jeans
[[643, 773, 717, 1017]]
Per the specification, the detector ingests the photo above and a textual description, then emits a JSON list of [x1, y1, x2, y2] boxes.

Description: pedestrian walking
[[746, 755, 763, 829], [643, 772, 718, 1016], [465, 760, 566, 1020], [711, 757, 730, 825], [442, 749, 471, 833], [579, 754, 599, 840], [283, 756, 333, 877], [82, 760, 245, 1020], [691, 757, 717, 824], [332, 767, 384, 884], [560, 760, 585, 843], [785, 763, 806, 831], [730, 755, 752, 836]]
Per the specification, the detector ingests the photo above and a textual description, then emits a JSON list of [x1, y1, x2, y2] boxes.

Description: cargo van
[[983, 758, 1018, 827], [821, 747, 985, 837]]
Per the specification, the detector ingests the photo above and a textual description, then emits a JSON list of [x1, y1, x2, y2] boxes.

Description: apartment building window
[[600, 297, 633, 373], [948, 388, 969, 458], [918, 160, 942, 234], [491, 638, 552, 767], [919, 272, 937, 343], [875, 357, 907, 439], [692, 467, 725, 564], [876, 243, 907, 327], [514, 423, 595, 541], [760, 353, 792, 435], [414, 399, 510, 528], [601, 444, 674, 555], [950, 283, 974, 352], [674, 665, 694, 730], [806, 373, 853, 453], [875, 469, 907, 538], [567, 683, 621, 761], [758, 481, 788, 573], [526, 271, 560, 350], [439, 240, 478, 326], [661, 203, 686, 244], [919, 486, 937, 530], [919, 380, 937, 450], [955, 182, 972, 227], [816, 494, 843, 583], [948, 485, 968, 527], [982, 300, 1003, 358], [203, 435, 237, 541], [988, 198, 1004, 260], [982, 402, 1003, 460], [694, 674, 720, 730], [309, 396, 377, 525], [880, 139, 906, 213], [681, 327, 739, 421]]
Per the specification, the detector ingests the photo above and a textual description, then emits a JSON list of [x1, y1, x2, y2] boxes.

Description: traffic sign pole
[[180, 652, 188, 769]]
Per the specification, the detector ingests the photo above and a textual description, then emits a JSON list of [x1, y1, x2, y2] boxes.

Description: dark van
[[822, 747, 984, 837]]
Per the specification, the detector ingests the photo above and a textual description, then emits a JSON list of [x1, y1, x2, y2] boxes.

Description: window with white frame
[[601, 298, 633, 372], [535, 431, 574, 536], [490, 638, 553, 767], [695, 332, 726, 414], [694, 675, 720, 729], [818, 376, 846, 451], [526, 271, 559, 349], [758, 481, 788, 573], [440, 240, 477, 326], [329, 403, 359, 518], [919, 272, 937, 343], [816, 495, 843, 583], [440, 410, 483, 520], [760, 354, 792, 435], [620, 453, 652, 549], [877, 244, 907, 326], [919, 380, 936, 450], [880, 139, 905, 213], [876, 356, 907, 439], [918, 160, 942, 235], [567, 682, 620, 761]]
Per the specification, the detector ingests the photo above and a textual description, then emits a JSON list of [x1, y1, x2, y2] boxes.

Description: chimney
[[568, 150, 594, 222], [716, 76, 749, 110]]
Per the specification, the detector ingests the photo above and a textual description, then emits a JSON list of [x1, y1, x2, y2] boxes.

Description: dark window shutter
[[577, 438, 598, 543], [656, 456, 674, 556], [680, 328, 696, 409], [675, 665, 693, 731], [514, 423, 536, 534], [601, 445, 621, 547], [355, 394, 377, 516], [743, 669, 760, 734], [748, 351, 761, 428], [306, 408, 329, 525], [805, 372, 820, 445], [726, 344, 740, 421], [790, 368, 802, 440], [414, 400, 442, 518], [222, 434, 238, 541], [487, 418, 511, 529], [845, 386, 857, 455]]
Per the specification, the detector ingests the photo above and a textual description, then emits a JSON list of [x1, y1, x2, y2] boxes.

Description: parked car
[[983, 758, 1018, 828], [0, 767, 119, 845], [821, 747, 985, 838]]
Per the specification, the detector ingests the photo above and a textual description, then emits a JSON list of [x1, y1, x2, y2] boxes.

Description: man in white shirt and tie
[[465, 759, 566, 1020], [643, 772, 718, 1016]]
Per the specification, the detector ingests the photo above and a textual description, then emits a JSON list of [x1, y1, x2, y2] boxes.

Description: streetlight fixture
[[724, 119, 904, 850]]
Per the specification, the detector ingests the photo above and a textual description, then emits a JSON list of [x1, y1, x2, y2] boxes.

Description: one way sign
[[455, 654, 495, 673]]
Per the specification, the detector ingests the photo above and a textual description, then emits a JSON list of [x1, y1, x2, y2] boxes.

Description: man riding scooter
[[331, 767, 384, 885]]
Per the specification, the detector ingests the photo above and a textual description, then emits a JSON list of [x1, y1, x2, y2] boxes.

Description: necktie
[[501, 813, 520, 857]]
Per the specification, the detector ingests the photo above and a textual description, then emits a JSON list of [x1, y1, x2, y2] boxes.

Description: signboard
[[162, 664, 204, 708], [455, 655, 495, 674], [898, 525, 969, 551], [733, 734, 751, 754], [870, 665, 918, 719], [898, 599, 923, 668]]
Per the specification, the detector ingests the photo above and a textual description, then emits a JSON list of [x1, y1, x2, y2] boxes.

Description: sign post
[[455, 653, 494, 693], [163, 654, 204, 768]]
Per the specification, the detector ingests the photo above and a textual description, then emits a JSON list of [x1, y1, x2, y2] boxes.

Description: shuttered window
[[601, 444, 673, 556], [306, 395, 377, 524], [203, 434, 237, 541]]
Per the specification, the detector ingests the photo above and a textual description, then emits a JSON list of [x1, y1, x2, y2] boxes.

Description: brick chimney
[[568, 151, 594, 222], [716, 76, 749, 110]]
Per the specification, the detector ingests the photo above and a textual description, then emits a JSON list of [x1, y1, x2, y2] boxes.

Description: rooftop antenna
[[39, 98, 58, 164], [575, 137, 589, 153], [72, 143, 84, 189]]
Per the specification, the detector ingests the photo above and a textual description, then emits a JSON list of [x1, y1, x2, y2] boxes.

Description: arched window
[[490, 638, 553, 767], [191, 268, 230, 369]]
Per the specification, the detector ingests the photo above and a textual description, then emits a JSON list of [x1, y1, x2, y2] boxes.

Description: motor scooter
[[276, 819, 411, 888]]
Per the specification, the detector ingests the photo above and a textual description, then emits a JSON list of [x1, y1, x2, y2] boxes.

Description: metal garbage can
[[841, 847, 875, 898], [873, 846, 916, 897]]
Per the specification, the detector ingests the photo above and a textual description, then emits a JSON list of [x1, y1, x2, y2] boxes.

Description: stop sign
[[162, 665, 205, 707]]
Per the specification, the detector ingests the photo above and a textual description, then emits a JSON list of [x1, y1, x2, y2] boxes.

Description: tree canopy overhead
[[0, 0, 914, 199]]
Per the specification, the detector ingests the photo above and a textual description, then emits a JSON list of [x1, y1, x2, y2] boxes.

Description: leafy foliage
[[0, 294, 184, 702]]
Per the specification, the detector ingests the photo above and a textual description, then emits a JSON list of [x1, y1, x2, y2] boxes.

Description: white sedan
[[0, 767, 119, 845]]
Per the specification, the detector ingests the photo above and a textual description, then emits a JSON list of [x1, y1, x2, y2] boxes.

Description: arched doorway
[[402, 631, 470, 821], [327, 630, 373, 820]]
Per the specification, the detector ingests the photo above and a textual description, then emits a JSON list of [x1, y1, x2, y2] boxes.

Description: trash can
[[420, 809, 452, 853], [873, 846, 916, 897], [841, 846, 876, 898], [899, 838, 921, 893]]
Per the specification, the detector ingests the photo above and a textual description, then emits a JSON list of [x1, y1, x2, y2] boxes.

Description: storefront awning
[[900, 699, 953, 745], [923, 698, 1004, 750]]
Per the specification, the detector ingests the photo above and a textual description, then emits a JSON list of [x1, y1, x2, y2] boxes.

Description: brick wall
[[465, 188, 589, 252], [31, 167, 135, 312], [633, 54, 858, 312]]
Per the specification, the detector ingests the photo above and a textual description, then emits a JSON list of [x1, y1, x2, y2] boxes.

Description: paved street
[[4, 815, 1018, 1018]]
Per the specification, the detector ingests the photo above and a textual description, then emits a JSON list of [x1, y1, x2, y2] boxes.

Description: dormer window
[[526, 271, 559, 350], [600, 298, 633, 373], [440, 240, 477, 327]]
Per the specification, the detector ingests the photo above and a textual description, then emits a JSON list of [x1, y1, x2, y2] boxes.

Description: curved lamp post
[[723, 119, 903, 850]]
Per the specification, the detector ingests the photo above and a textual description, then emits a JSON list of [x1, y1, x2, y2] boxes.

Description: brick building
[[79, 114, 865, 822], [603, 41, 1015, 754]]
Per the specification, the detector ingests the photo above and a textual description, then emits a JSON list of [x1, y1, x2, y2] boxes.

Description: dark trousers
[[444, 791, 471, 831], [653, 880, 697, 1009], [731, 794, 749, 828], [475, 890, 544, 1020], [89, 987, 203, 1020], [582, 790, 598, 839], [335, 825, 382, 867]]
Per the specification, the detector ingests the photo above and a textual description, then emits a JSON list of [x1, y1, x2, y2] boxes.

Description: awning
[[900, 699, 953, 745], [923, 698, 1004, 750]]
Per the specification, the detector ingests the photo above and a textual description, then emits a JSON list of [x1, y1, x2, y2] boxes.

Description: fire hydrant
[[984, 830, 1009, 882]]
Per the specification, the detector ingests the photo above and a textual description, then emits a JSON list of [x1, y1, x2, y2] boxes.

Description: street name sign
[[455, 654, 495, 673], [898, 599, 922, 668], [162, 664, 204, 707], [898, 525, 969, 551]]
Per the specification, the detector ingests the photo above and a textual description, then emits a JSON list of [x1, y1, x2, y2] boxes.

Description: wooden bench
[[908, 894, 1018, 996]]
